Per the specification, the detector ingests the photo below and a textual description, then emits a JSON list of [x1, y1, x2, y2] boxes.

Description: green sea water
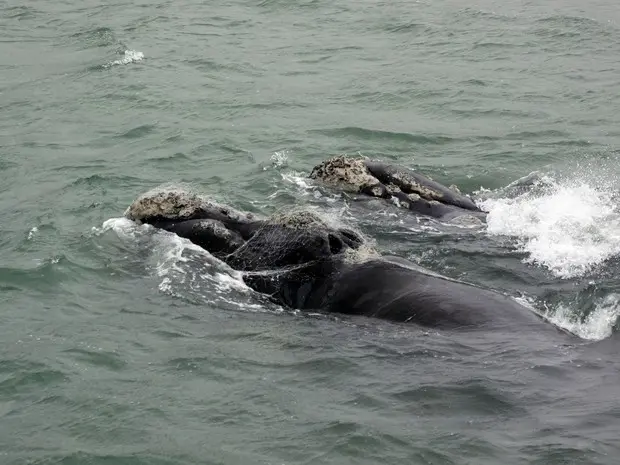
[[2, 0, 620, 464]]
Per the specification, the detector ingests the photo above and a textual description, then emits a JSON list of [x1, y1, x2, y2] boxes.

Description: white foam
[[270, 150, 289, 168], [280, 171, 315, 193], [480, 176, 620, 278], [276, 171, 344, 206], [149, 227, 248, 294], [97, 217, 259, 309], [27, 226, 38, 240], [105, 49, 144, 68], [514, 294, 619, 341], [550, 295, 619, 341], [97, 217, 139, 237]]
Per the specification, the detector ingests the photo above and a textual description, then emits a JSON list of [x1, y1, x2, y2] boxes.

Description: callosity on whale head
[[124, 187, 255, 225], [123, 185, 366, 270], [309, 155, 485, 220], [309, 155, 386, 195]]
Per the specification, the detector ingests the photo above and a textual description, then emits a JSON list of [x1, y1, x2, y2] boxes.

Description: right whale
[[122, 188, 571, 338], [309, 155, 487, 221]]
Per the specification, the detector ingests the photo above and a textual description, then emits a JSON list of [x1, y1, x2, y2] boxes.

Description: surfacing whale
[[123, 185, 567, 336], [309, 155, 486, 221]]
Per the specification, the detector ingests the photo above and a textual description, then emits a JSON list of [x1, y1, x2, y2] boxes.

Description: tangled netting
[[225, 209, 376, 273]]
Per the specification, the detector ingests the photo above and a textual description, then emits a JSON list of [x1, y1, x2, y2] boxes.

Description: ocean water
[[2, 0, 620, 463]]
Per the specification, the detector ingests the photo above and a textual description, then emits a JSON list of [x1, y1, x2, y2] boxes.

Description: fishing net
[[223, 209, 366, 272]]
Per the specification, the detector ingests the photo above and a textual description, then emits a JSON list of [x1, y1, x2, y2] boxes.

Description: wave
[[548, 293, 620, 341]]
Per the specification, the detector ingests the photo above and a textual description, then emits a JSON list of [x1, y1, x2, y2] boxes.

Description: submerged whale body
[[124, 181, 567, 336], [310, 156, 487, 221]]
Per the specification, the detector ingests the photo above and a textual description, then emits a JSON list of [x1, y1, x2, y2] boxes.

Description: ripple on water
[[310, 126, 457, 145], [2, 6, 38, 20], [69, 27, 118, 49], [117, 123, 158, 140], [19, 452, 190, 465], [388, 378, 527, 417], [64, 173, 145, 192], [0, 360, 66, 399], [62, 348, 127, 372], [0, 262, 65, 295]]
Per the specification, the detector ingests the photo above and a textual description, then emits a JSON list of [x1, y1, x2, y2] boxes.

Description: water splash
[[97, 217, 262, 309], [479, 174, 620, 278], [270, 150, 289, 168], [515, 294, 619, 341], [551, 295, 619, 341], [104, 49, 144, 68], [280, 171, 317, 194]]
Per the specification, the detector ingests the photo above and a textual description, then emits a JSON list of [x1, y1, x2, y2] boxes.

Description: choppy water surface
[[2, 0, 620, 463]]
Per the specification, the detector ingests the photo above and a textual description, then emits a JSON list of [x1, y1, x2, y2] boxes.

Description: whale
[[123, 186, 568, 336], [309, 155, 487, 221]]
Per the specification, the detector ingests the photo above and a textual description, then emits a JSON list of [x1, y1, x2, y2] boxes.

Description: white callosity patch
[[268, 210, 330, 230], [309, 155, 379, 193], [124, 184, 252, 224], [480, 175, 620, 279], [124, 186, 208, 222], [275, 206, 378, 262]]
